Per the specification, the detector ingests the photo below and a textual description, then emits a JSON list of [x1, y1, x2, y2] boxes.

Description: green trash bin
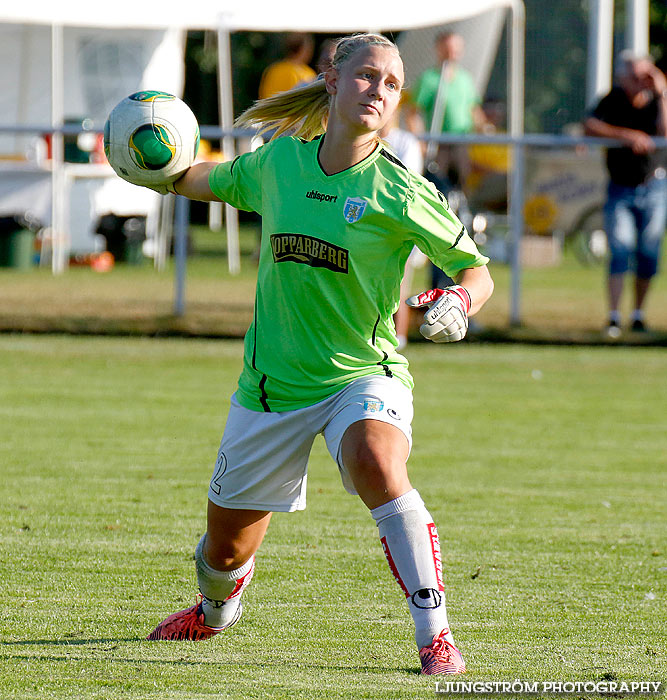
[[0, 218, 36, 269]]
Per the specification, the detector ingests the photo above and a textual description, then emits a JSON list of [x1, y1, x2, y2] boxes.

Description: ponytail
[[235, 78, 330, 141], [235, 33, 399, 141]]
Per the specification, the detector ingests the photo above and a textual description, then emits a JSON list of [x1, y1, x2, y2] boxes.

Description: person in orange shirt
[[258, 33, 317, 99]]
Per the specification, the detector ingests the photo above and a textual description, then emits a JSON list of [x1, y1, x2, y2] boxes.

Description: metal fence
[[1, 123, 665, 326]]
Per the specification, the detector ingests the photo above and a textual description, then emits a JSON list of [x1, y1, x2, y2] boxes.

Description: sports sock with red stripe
[[371, 489, 455, 649], [194, 535, 255, 628]]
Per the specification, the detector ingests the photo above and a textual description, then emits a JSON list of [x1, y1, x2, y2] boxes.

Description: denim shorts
[[603, 175, 667, 277]]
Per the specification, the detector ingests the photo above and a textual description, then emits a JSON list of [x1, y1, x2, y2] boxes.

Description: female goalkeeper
[[144, 33, 493, 675]]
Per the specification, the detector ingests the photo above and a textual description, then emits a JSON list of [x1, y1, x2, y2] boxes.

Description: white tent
[[2, 2, 521, 32], [2, 0, 523, 163], [0, 25, 186, 156], [0, 0, 524, 294], [0, 23, 185, 267]]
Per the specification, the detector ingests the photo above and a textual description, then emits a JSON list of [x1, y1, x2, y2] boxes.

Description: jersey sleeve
[[405, 178, 489, 278], [208, 146, 265, 214]]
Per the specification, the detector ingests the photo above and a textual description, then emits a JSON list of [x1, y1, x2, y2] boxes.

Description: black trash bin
[[95, 214, 146, 264]]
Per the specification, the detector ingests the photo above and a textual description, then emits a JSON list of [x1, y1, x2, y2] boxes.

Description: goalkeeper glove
[[405, 285, 472, 343], [144, 180, 180, 195]]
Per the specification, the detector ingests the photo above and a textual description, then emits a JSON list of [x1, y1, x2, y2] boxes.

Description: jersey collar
[[314, 134, 382, 180]]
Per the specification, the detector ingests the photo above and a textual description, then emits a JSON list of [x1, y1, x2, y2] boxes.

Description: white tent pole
[[626, 0, 649, 54], [50, 22, 67, 275], [508, 1, 524, 138], [508, 0, 525, 326], [173, 194, 189, 316], [216, 23, 241, 275], [586, 0, 614, 109], [425, 60, 450, 169]]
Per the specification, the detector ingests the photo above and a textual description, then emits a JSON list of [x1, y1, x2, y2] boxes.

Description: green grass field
[[1, 335, 665, 699], [1, 223, 667, 343]]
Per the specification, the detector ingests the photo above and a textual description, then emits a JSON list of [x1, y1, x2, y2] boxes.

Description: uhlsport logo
[[270, 233, 348, 273], [306, 189, 338, 203], [343, 197, 367, 223]]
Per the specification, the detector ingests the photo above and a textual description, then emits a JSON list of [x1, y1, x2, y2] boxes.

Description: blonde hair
[[235, 33, 399, 140]]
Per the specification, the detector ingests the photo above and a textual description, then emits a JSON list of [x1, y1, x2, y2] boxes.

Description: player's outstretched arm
[[406, 264, 493, 343], [169, 163, 222, 202]]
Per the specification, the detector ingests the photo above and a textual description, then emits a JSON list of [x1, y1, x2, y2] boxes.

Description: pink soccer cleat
[[146, 595, 242, 641], [419, 629, 466, 675]]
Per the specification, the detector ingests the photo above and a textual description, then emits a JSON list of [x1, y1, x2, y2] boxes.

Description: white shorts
[[208, 375, 414, 512]]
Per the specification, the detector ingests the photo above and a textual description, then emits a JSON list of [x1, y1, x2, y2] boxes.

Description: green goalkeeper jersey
[[209, 135, 488, 412]]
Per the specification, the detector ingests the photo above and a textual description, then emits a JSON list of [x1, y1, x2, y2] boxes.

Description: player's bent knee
[[340, 421, 411, 507]]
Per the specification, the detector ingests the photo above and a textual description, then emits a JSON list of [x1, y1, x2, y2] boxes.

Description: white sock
[[371, 489, 453, 649], [194, 535, 255, 628], [609, 310, 621, 324], [631, 309, 643, 322]]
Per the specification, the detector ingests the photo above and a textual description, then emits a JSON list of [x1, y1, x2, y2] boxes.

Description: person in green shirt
[[138, 33, 493, 675], [411, 33, 481, 136], [406, 32, 489, 291]]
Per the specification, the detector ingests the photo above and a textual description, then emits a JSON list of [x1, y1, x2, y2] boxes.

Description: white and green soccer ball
[[104, 91, 200, 187]]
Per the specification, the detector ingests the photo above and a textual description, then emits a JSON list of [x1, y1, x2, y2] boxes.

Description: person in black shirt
[[584, 52, 667, 336]]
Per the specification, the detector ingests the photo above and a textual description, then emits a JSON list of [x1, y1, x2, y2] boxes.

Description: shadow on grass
[[1, 637, 143, 646], [0, 653, 227, 669], [1, 640, 424, 675]]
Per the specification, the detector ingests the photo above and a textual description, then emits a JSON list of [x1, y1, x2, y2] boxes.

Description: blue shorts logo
[[364, 398, 384, 412], [344, 197, 367, 223]]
